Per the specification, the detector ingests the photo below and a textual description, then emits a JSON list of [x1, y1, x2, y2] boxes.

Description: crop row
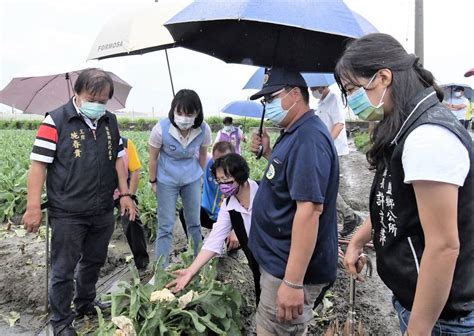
[[0, 129, 271, 240]]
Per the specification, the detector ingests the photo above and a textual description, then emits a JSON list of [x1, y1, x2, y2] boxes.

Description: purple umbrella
[[465, 68, 474, 78], [0, 69, 132, 114]]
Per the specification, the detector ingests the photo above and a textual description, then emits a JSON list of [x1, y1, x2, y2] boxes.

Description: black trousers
[[178, 206, 216, 237], [115, 199, 149, 269], [119, 213, 149, 269], [49, 211, 114, 328]]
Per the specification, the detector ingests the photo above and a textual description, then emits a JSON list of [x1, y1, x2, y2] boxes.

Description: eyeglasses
[[216, 179, 235, 185], [344, 72, 379, 94], [261, 88, 286, 104]]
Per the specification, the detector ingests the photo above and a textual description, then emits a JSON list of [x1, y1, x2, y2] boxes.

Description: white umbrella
[[87, 1, 191, 95]]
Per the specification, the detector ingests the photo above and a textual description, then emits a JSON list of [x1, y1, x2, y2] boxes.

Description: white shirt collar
[[169, 123, 202, 148], [73, 96, 102, 130], [226, 179, 258, 213], [222, 126, 235, 134]]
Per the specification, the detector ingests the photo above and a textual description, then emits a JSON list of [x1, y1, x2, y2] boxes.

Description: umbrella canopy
[[243, 67, 335, 90], [87, 1, 191, 60], [165, 0, 377, 72], [0, 70, 132, 114], [441, 83, 472, 100], [465, 68, 474, 77], [221, 100, 263, 118]]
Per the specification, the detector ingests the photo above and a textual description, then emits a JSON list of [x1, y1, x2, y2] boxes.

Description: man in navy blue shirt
[[249, 68, 339, 335]]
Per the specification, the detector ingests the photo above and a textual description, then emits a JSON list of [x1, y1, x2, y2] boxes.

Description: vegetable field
[[0, 128, 272, 335], [0, 128, 402, 335], [0, 129, 271, 240]]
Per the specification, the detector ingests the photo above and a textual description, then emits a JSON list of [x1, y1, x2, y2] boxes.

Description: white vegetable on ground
[[112, 316, 136, 336], [150, 288, 176, 303], [178, 290, 196, 309]]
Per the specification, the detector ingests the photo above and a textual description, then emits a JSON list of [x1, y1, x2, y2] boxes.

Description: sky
[[1, 0, 473, 117]]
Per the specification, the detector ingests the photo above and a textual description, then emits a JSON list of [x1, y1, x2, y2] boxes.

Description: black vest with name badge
[[46, 99, 120, 216], [370, 87, 474, 319]]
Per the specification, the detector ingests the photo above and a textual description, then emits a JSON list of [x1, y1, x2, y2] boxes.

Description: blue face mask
[[265, 89, 296, 126], [346, 73, 386, 121], [80, 101, 106, 120]]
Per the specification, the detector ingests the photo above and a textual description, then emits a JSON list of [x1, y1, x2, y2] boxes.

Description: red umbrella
[[0, 69, 132, 114], [465, 68, 474, 77]]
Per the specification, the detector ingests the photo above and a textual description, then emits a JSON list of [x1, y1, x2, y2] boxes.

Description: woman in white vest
[[148, 89, 212, 268]]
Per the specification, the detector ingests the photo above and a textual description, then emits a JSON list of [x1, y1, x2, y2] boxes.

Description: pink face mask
[[219, 182, 239, 197]]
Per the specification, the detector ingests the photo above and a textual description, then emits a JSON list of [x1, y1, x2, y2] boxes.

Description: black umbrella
[[165, 0, 377, 158], [165, 0, 377, 72]]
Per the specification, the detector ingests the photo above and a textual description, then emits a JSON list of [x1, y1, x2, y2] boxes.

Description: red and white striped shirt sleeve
[[30, 115, 58, 163]]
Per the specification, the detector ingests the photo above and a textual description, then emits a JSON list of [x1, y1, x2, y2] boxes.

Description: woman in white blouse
[[166, 153, 259, 292]]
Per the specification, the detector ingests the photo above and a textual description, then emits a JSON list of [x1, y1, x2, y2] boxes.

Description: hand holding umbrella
[[251, 109, 270, 160]]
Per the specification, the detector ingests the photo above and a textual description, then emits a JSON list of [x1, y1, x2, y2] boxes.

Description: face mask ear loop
[[364, 72, 378, 90], [286, 101, 297, 113], [283, 88, 297, 112], [377, 88, 387, 108]]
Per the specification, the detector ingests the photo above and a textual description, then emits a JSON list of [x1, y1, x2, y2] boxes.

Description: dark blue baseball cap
[[250, 68, 307, 100]]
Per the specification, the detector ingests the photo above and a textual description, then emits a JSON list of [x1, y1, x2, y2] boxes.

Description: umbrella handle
[[255, 101, 266, 160], [256, 145, 264, 159]]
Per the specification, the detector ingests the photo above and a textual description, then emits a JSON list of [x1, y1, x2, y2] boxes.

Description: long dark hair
[[334, 33, 444, 172], [168, 89, 204, 129], [211, 153, 249, 185]]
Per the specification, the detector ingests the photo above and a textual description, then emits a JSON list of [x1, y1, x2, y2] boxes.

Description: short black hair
[[454, 86, 464, 92], [299, 86, 310, 104], [285, 86, 309, 104], [223, 117, 233, 125], [212, 153, 249, 185], [74, 68, 114, 99], [212, 141, 235, 154], [168, 89, 204, 129]]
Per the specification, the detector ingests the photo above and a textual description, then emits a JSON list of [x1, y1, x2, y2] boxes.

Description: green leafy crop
[[95, 248, 243, 335]]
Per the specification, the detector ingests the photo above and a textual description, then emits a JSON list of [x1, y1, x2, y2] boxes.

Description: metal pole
[[164, 49, 176, 97], [44, 210, 49, 314], [65, 73, 72, 98], [414, 0, 424, 64], [155, 0, 175, 97]]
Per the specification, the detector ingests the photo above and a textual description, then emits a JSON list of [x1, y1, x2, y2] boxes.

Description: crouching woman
[[166, 153, 260, 300]]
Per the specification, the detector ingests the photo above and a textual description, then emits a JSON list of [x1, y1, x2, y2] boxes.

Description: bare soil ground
[[0, 140, 400, 335]]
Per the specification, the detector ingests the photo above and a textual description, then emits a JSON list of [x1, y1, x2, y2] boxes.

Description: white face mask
[[174, 114, 195, 130], [223, 125, 233, 132], [454, 92, 462, 98], [312, 91, 322, 99]]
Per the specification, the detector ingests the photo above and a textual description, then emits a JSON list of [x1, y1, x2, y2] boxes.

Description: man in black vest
[[22, 68, 137, 336]]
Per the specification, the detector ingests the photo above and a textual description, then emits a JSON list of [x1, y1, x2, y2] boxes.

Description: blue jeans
[[156, 179, 202, 267], [393, 297, 474, 335]]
